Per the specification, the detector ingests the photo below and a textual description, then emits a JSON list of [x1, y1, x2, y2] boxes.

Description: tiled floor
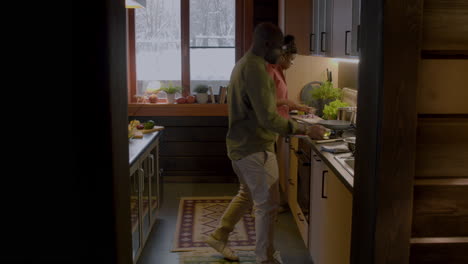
[[137, 183, 313, 264]]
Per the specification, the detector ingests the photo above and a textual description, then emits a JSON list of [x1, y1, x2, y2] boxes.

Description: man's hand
[[306, 125, 327, 139]]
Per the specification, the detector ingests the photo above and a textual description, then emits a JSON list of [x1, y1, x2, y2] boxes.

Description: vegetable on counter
[[323, 99, 349, 120], [144, 120, 155, 129]]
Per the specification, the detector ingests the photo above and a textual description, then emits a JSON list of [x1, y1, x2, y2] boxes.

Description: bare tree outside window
[[190, 0, 235, 93], [135, 0, 181, 95], [134, 0, 235, 98]]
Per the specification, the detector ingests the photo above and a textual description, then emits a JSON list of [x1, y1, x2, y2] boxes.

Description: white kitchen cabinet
[[350, 0, 361, 56], [308, 150, 325, 264], [129, 137, 162, 263], [312, 0, 357, 58], [308, 159, 353, 264]]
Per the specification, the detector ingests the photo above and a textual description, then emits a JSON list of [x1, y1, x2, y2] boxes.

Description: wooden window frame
[[126, 0, 253, 103]]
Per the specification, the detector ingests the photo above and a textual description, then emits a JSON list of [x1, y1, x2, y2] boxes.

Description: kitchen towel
[[321, 144, 350, 153]]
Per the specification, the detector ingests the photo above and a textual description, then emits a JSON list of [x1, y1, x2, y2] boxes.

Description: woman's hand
[[295, 104, 316, 114]]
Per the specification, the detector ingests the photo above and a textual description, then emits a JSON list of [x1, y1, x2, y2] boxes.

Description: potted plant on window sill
[[159, 84, 182, 104], [193, 84, 209, 104]]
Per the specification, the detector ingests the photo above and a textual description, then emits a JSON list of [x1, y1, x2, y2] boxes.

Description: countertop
[[299, 136, 354, 192], [128, 130, 163, 167]]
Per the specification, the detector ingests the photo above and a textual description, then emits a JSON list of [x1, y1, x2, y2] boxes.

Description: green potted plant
[[310, 81, 343, 117], [158, 82, 182, 104], [193, 84, 209, 104]]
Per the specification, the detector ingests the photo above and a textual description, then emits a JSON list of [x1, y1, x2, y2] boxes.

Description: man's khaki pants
[[211, 151, 280, 263]]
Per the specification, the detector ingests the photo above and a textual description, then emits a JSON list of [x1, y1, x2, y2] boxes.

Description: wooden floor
[[137, 183, 313, 264]]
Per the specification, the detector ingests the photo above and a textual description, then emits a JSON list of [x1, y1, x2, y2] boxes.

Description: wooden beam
[[127, 9, 137, 103], [351, 0, 423, 263], [181, 0, 190, 96]]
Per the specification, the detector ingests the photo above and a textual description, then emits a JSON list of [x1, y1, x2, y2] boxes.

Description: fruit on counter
[[137, 124, 145, 130], [186, 95, 196, 104], [128, 120, 141, 138], [176, 97, 187, 104], [149, 94, 158, 103], [144, 120, 155, 129]]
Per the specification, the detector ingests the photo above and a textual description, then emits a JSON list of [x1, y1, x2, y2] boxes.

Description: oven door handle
[[321, 170, 328, 199], [295, 150, 311, 166]]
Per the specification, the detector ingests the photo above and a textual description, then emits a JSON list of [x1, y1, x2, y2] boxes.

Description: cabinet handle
[[321, 170, 328, 199], [320, 32, 326, 52], [133, 172, 138, 193], [309, 33, 315, 52], [312, 153, 321, 162], [288, 178, 295, 186], [345, 30, 351, 55], [297, 213, 305, 222], [139, 168, 145, 192], [149, 154, 155, 177]]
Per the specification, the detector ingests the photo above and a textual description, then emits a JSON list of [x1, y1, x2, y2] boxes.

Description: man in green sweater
[[205, 23, 326, 264]]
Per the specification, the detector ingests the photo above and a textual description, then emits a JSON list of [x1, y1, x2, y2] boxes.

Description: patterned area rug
[[179, 249, 256, 263], [172, 196, 256, 252]]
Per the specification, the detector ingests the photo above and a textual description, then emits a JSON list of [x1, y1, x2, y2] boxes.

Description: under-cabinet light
[[332, 58, 360, 64]]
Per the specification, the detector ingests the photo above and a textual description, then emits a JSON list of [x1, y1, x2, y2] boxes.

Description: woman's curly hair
[[283, 35, 297, 55]]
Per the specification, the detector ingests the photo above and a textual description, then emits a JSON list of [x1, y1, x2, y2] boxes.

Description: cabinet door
[[141, 156, 151, 243], [288, 137, 299, 206], [329, 0, 353, 57], [311, 0, 328, 56], [129, 165, 142, 260], [351, 0, 361, 56], [308, 151, 325, 263], [149, 141, 160, 226], [322, 168, 353, 264], [280, 0, 313, 55]]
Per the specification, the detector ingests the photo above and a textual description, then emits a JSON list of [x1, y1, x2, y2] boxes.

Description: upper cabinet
[[279, 0, 313, 55], [280, 0, 360, 58]]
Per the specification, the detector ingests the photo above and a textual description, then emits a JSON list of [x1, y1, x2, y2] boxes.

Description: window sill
[[128, 103, 228, 116]]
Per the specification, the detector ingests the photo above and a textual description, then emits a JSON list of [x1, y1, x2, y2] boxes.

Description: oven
[[296, 138, 312, 224]]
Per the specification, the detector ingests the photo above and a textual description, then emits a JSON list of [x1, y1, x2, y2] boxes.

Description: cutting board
[[292, 115, 323, 125], [131, 126, 165, 139], [140, 126, 164, 134]]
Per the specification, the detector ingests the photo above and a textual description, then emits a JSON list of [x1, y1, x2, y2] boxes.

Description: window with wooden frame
[[127, 0, 251, 104]]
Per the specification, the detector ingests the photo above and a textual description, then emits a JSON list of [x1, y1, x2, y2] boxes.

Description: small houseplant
[[310, 81, 343, 117], [158, 82, 182, 104], [193, 84, 209, 104]]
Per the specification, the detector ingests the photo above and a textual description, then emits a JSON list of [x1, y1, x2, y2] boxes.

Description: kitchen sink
[[334, 154, 355, 176]]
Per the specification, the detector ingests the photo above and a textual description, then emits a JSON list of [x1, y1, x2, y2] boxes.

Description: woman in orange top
[[266, 35, 314, 213], [267, 35, 314, 118]]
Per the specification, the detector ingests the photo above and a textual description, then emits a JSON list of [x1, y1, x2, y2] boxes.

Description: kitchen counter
[[299, 136, 354, 192], [129, 130, 163, 167]]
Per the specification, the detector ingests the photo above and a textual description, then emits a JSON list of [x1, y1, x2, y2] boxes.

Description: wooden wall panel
[[417, 60, 468, 114], [415, 118, 468, 178], [162, 127, 228, 141], [131, 116, 236, 182], [160, 142, 227, 156], [422, 0, 468, 51], [412, 183, 468, 237], [160, 157, 233, 172], [410, 240, 468, 264]]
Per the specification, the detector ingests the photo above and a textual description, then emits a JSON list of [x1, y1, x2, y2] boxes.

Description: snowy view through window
[[135, 0, 235, 95]]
